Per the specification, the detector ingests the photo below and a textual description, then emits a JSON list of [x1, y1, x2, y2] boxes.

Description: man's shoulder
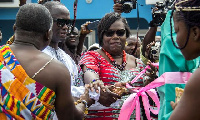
[[46, 58, 70, 76]]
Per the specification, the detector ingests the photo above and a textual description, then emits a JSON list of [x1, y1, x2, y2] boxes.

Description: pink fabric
[[119, 63, 192, 120]]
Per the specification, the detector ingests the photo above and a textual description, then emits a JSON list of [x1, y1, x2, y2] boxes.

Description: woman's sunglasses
[[104, 29, 126, 37], [53, 18, 72, 27]]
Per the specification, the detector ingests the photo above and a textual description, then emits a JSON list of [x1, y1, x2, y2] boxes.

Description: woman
[[76, 12, 157, 120], [168, 0, 200, 119]]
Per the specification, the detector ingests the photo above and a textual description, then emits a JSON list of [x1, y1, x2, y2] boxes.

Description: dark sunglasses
[[104, 29, 126, 37], [67, 31, 79, 36], [53, 18, 72, 27]]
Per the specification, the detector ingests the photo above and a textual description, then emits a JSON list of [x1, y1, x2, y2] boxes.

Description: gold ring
[[151, 71, 155, 75], [113, 97, 117, 100]]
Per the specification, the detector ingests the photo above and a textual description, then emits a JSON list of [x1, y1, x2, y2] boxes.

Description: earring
[[125, 41, 128, 46]]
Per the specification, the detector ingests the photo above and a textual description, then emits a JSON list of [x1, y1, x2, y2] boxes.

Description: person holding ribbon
[[76, 12, 158, 120], [0, 3, 98, 120]]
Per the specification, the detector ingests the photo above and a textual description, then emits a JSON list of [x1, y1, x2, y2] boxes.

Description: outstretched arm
[[55, 65, 75, 120], [76, 22, 92, 56], [55, 65, 94, 120]]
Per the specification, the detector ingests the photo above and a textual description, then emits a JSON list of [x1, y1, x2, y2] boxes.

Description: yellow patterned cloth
[[0, 45, 56, 120]]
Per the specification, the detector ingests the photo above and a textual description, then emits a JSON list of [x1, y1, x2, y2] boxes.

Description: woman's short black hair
[[98, 12, 131, 46]]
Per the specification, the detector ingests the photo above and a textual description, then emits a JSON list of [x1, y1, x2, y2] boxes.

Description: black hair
[[170, 0, 200, 49], [15, 3, 53, 33], [98, 12, 131, 46]]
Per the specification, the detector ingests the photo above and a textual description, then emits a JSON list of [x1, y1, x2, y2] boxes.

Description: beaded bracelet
[[74, 99, 88, 114], [90, 78, 100, 83]]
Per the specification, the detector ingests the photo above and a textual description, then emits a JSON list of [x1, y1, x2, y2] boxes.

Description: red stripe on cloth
[[40, 108, 49, 119], [44, 91, 53, 102], [10, 96, 15, 111]]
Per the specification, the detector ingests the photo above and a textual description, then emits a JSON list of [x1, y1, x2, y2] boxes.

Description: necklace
[[102, 48, 127, 71]]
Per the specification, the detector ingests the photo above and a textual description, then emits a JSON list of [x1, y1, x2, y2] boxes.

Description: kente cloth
[[76, 51, 154, 120], [158, 10, 200, 120], [43, 46, 78, 86], [0, 45, 56, 120]]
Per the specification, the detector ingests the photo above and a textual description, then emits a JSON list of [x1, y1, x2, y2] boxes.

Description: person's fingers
[[89, 82, 94, 92], [146, 60, 151, 65], [84, 84, 90, 95], [114, 82, 126, 87], [105, 86, 112, 92], [146, 68, 153, 73], [146, 70, 157, 78], [115, 3, 122, 7], [152, 41, 155, 45], [107, 85, 115, 92], [170, 101, 174, 109], [120, 82, 127, 87], [170, 101, 177, 110], [110, 92, 121, 99], [114, 82, 121, 87], [93, 83, 99, 93], [127, 81, 134, 87], [147, 60, 158, 71], [150, 64, 156, 71], [99, 82, 106, 92]]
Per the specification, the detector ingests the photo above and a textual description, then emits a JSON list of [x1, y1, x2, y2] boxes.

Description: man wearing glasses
[[59, 27, 80, 65], [42, 1, 78, 86]]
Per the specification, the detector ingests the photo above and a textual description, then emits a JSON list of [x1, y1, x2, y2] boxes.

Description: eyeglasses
[[104, 29, 126, 37], [53, 18, 72, 27], [67, 31, 79, 37]]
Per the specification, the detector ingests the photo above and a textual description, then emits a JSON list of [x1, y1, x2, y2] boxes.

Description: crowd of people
[[0, 0, 200, 120]]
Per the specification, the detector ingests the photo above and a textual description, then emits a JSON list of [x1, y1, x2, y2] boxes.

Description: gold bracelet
[[74, 99, 89, 115]]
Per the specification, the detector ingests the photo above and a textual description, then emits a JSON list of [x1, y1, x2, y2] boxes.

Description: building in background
[[0, 0, 158, 47]]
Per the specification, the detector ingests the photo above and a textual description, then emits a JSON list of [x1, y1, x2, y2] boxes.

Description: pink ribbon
[[126, 63, 159, 89], [119, 63, 192, 120]]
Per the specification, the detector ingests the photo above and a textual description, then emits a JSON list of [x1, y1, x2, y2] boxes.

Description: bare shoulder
[[47, 59, 70, 81], [34, 53, 71, 92], [43, 58, 70, 84], [126, 54, 136, 69], [127, 54, 136, 61]]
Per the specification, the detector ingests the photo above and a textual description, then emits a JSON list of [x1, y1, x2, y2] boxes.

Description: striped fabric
[[77, 51, 146, 120], [0, 45, 56, 120], [76, 51, 145, 86]]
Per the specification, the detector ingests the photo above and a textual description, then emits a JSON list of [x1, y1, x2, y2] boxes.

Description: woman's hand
[[79, 84, 95, 107], [109, 82, 131, 96], [89, 79, 106, 93], [144, 60, 158, 86], [98, 86, 121, 107]]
